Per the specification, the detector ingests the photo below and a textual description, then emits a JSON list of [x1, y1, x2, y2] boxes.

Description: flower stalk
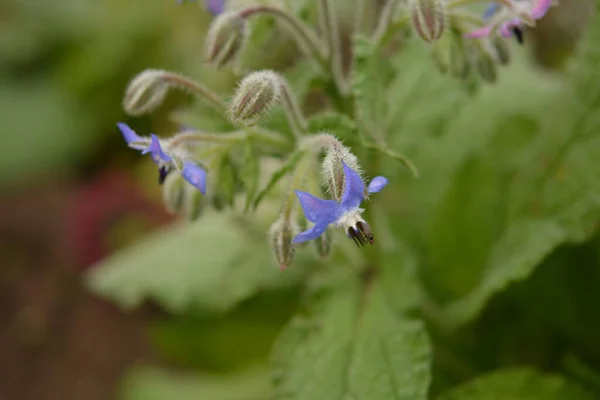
[[237, 6, 328, 69]]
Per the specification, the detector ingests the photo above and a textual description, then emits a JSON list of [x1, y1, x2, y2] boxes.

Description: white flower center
[[335, 207, 365, 231]]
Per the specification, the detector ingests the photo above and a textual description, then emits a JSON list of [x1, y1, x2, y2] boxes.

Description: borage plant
[[90, 0, 600, 399]]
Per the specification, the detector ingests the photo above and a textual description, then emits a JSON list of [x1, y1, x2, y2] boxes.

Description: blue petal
[[293, 222, 330, 243], [142, 134, 172, 164], [117, 122, 143, 144], [205, 0, 225, 15], [295, 190, 340, 224], [483, 2, 500, 20], [340, 162, 366, 209], [181, 161, 207, 195], [367, 176, 388, 194]]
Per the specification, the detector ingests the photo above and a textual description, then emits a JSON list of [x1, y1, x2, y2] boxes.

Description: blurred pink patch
[[64, 171, 174, 269], [465, 25, 493, 38]]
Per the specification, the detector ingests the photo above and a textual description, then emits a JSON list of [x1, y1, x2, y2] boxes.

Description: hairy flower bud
[[319, 134, 362, 202], [162, 169, 184, 214], [205, 11, 248, 68], [477, 52, 498, 83], [161, 171, 205, 220], [410, 0, 446, 43], [432, 34, 456, 74], [314, 227, 332, 259], [491, 37, 510, 66], [269, 216, 298, 270], [182, 182, 205, 220], [123, 69, 170, 116], [229, 70, 281, 126]]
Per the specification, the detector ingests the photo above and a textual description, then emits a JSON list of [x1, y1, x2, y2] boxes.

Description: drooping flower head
[[293, 162, 388, 246], [466, 0, 555, 40], [117, 123, 207, 195]]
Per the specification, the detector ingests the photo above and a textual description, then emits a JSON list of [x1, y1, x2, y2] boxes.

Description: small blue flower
[[177, 0, 225, 15], [293, 162, 388, 246], [117, 122, 146, 151], [117, 122, 208, 193], [181, 161, 208, 195]]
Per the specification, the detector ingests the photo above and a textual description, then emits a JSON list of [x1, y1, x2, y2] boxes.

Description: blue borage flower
[[177, 0, 225, 15], [117, 123, 207, 195], [467, 0, 554, 42], [293, 162, 389, 246]]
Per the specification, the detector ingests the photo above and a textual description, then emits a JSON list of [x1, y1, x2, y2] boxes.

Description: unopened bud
[[161, 171, 205, 220], [410, 0, 446, 43], [123, 69, 170, 116], [205, 11, 248, 68], [491, 37, 510, 66], [229, 70, 281, 126], [319, 134, 361, 202], [476, 52, 498, 83], [182, 182, 205, 220], [314, 227, 332, 259], [449, 43, 470, 79], [432, 34, 454, 74], [162, 169, 185, 214], [269, 216, 299, 270]]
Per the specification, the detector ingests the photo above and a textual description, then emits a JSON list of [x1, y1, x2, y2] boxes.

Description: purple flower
[[117, 122, 208, 193], [293, 162, 388, 246], [177, 0, 225, 15], [466, 0, 553, 39], [181, 161, 207, 195]]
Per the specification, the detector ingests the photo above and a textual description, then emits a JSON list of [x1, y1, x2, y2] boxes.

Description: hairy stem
[[277, 76, 308, 139], [161, 73, 228, 114], [281, 152, 313, 220], [354, 0, 370, 35], [170, 128, 289, 149], [318, 0, 349, 95], [238, 6, 328, 69], [372, 0, 401, 45]]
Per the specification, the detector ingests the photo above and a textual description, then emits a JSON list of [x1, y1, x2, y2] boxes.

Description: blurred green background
[[0, 0, 594, 399]]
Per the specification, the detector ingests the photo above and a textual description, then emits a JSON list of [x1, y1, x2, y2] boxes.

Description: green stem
[[371, 0, 401, 45], [318, 0, 349, 95], [354, 0, 370, 35], [281, 152, 313, 220], [451, 11, 485, 27], [170, 128, 290, 149], [277, 77, 308, 139], [161, 73, 228, 115], [238, 6, 328, 70]]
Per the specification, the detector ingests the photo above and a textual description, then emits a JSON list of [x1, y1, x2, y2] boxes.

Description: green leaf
[[271, 277, 431, 400], [416, 7, 600, 326], [253, 150, 304, 210], [216, 155, 238, 208], [351, 35, 396, 140], [307, 111, 358, 139], [85, 211, 313, 314], [121, 366, 272, 400], [435, 368, 595, 400]]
